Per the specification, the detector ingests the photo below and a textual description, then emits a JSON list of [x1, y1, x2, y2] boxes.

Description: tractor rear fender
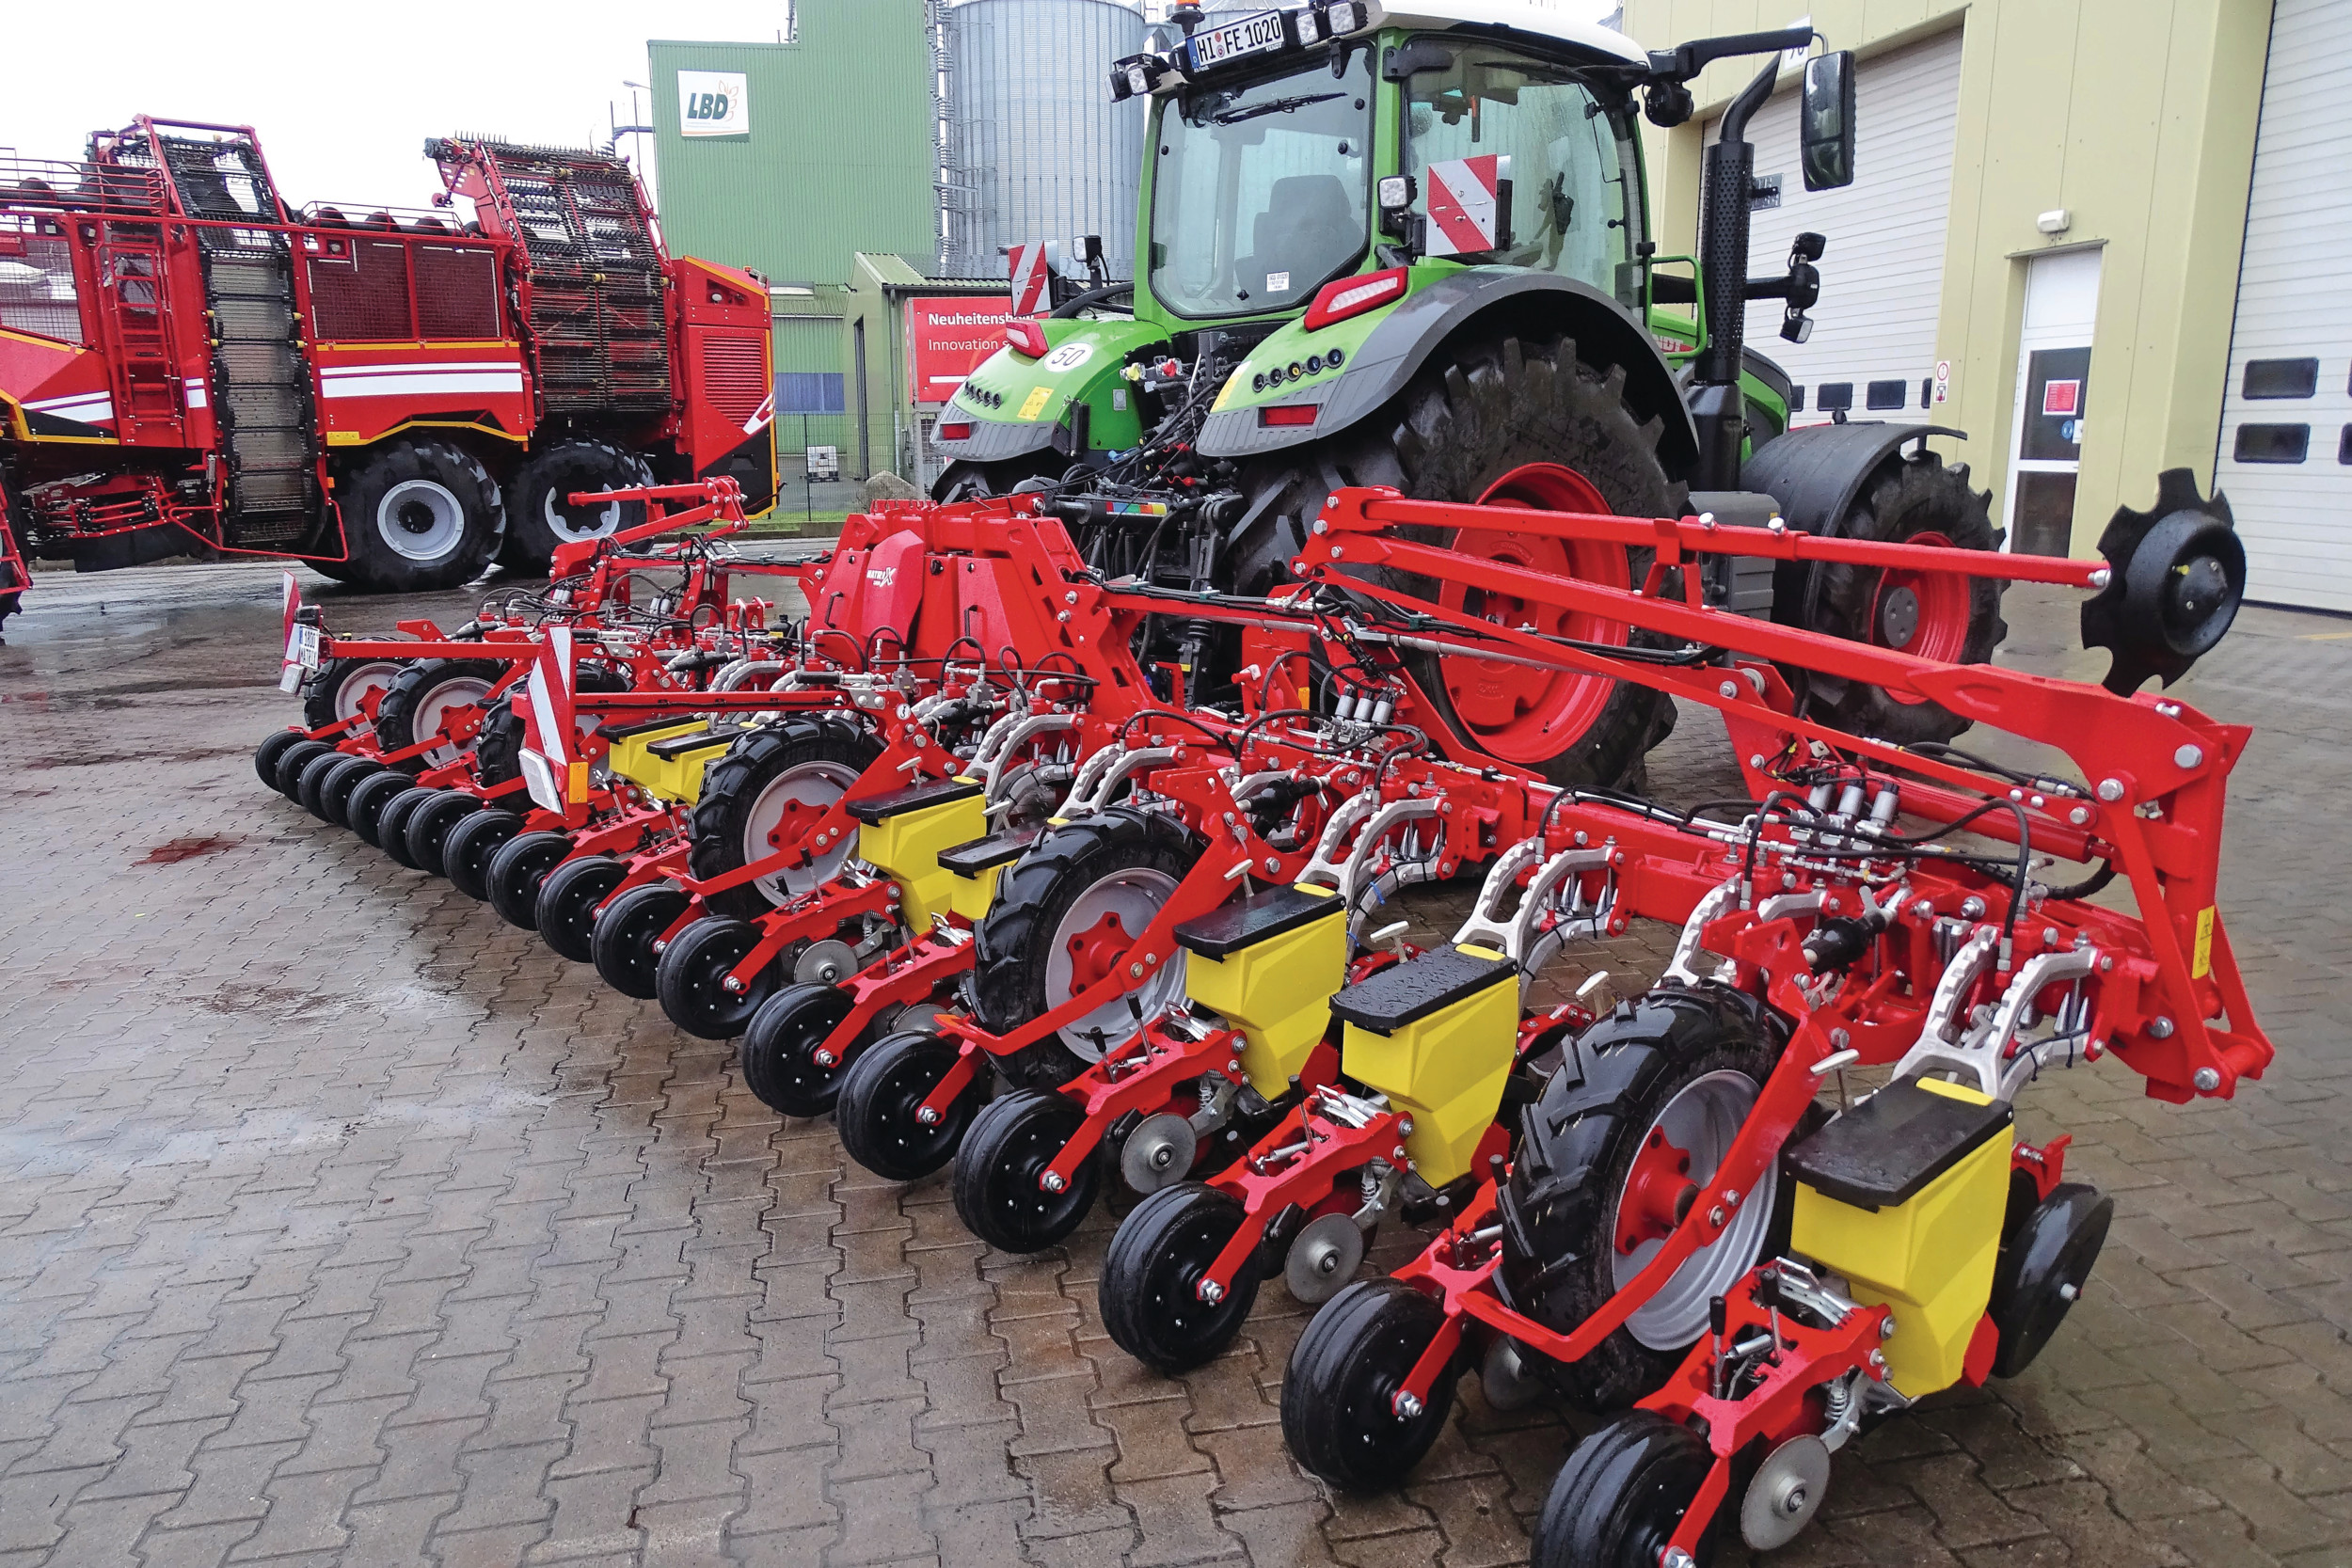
[[1193, 270, 1697, 477], [1738, 420, 1970, 626]]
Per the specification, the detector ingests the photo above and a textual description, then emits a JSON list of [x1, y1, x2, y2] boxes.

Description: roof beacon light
[[1304, 267, 1407, 332]]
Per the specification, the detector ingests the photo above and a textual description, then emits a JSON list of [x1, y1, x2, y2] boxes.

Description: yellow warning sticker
[[1018, 386, 1053, 421], [2193, 906, 2216, 978]]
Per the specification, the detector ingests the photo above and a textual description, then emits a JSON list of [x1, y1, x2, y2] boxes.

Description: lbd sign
[[678, 71, 748, 137]]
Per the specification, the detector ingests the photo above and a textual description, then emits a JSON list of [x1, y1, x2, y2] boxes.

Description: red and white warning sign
[[1424, 154, 1512, 258], [1007, 242, 1052, 318], [2042, 378, 2082, 418]]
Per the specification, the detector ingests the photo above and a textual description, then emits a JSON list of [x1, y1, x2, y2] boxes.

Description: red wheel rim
[[1615, 1123, 1698, 1256], [1867, 530, 1971, 702], [1433, 464, 1631, 764]]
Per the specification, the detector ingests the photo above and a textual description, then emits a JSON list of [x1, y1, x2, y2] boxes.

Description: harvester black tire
[[295, 750, 353, 821], [741, 982, 858, 1118], [954, 1089, 1099, 1255], [536, 854, 627, 962], [1281, 1278, 1458, 1492], [656, 917, 774, 1040], [1798, 449, 2007, 745], [316, 755, 386, 828], [593, 883, 691, 999], [377, 787, 442, 869], [345, 768, 413, 847], [1227, 333, 1678, 791], [1099, 1182, 1261, 1373], [500, 439, 653, 573], [302, 656, 405, 733], [405, 790, 484, 878], [485, 830, 573, 929], [1496, 983, 1785, 1413], [835, 1029, 984, 1182], [443, 808, 525, 901], [373, 659, 507, 774], [688, 721, 881, 921], [273, 739, 336, 800], [255, 729, 306, 791], [337, 438, 505, 593], [970, 807, 1201, 1090], [1532, 1409, 1716, 1568]]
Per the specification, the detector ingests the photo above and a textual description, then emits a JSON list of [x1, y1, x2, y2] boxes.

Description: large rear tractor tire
[[335, 439, 504, 594], [1227, 334, 1678, 790], [499, 439, 653, 574]]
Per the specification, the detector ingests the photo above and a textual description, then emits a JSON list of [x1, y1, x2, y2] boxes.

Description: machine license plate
[[1188, 11, 1288, 71], [292, 626, 323, 671]]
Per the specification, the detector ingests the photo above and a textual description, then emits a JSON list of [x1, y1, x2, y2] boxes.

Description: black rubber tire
[[1227, 332, 1679, 790], [688, 721, 882, 921], [485, 830, 573, 930], [835, 1030, 984, 1182], [656, 917, 773, 1040], [302, 656, 405, 733], [1532, 1409, 1718, 1568], [336, 438, 505, 593], [1099, 1182, 1262, 1372], [970, 807, 1202, 1090], [475, 664, 627, 788], [953, 1090, 1098, 1254], [295, 750, 352, 820], [315, 755, 385, 828], [255, 729, 306, 791], [373, 658, 508, 775], [1797, 449, 2008, 745], [345, 768, 413, 847], [499, 438, 652, 573], [741, 982, 857, 1118], [536, 854, 627, 963], [930, 454, 1072, 504], [1989, 1181, 2114, 1380], [1496, 983, 1784, 1413], [273, 739, 336, 800], [377, 787, 442, 869], [1281, 1279, 1458, 1491], [443, 808, 525, 901], [405, 791, 485, 879], [593, 882, 691, 999]]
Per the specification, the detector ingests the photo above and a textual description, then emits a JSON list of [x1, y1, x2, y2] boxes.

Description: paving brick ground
[[2, 561, 2349, 1567]]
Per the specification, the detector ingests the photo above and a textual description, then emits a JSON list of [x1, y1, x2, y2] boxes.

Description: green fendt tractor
[[930, 1, 2001, 788]]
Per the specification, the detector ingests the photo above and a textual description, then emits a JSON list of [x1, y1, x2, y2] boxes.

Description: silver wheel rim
[[332, 659, 402, 723], [1612, 1068, 1775, 1351], [411, 675, 495, 768], [744, 760, 862, 902], [1043, 865, 1182, 1059], [543, 483, 626, 544], [376, 479, 467, 562]]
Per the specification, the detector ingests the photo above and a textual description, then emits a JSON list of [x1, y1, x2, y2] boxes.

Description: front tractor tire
[[500, 438, 654, 575], [335, 439, 505, 594], [1232, 334, 1677, 791]]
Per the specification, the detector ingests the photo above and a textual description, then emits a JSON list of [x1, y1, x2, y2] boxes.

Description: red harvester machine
[[0, 116, 774, 628]]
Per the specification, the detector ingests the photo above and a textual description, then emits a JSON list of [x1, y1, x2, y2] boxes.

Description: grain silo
[[942, 0, 1149, 281]]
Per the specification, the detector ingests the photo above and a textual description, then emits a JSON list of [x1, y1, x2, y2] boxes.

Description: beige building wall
[[1620, 0, 2273, 555]]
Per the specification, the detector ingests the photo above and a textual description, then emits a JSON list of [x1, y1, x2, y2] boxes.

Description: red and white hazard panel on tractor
[[1424, 153, 1513, 258]]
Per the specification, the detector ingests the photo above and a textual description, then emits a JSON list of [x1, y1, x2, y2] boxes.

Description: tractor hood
[[931, 315, 1168, 466]]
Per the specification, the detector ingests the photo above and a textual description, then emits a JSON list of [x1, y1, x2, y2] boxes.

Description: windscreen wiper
[[1211, 91, 1344, 125]]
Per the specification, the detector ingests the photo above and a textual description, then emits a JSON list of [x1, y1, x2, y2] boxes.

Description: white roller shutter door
[[2215, 0, 2352, 614], [1706, 29, 1963, 427]]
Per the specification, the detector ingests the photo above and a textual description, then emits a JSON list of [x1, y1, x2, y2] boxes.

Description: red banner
[[907, 295, 1015, 405]]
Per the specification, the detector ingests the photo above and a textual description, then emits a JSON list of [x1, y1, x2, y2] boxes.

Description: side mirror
[[1800, 52, 1857, 191]]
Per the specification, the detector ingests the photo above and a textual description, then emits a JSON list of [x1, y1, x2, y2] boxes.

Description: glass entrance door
[[2005, 249, 2102, 556]]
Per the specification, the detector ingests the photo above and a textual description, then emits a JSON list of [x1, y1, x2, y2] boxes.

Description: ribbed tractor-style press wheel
[[485, 830, 574, 930], [1099, 1182, 1262, 1372], [1792, 448, 2007, 745], [970, 807, 1200, 1090], [1281, 1278, 1459, 1492], [954, 1090, 1099, 1254], [442, 808, 525, 901], [1227, 333, 1678, 790], [373, 658, 505, 773], [688, 721, 881, 922], [741, 982, 857, 1118], [535, 855, 627, 963], [1496, 983, 1787, 1412], [835, 1030, 986, 1182], [1533, 1409, 1718, 1568], [593, 882, 691, 999]]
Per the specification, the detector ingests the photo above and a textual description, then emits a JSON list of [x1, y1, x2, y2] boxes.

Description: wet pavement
[[2, 559, 2350, 1567]]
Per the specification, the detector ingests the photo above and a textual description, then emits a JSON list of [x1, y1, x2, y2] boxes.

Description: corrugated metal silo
[[944, 0, 1148, 280]]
